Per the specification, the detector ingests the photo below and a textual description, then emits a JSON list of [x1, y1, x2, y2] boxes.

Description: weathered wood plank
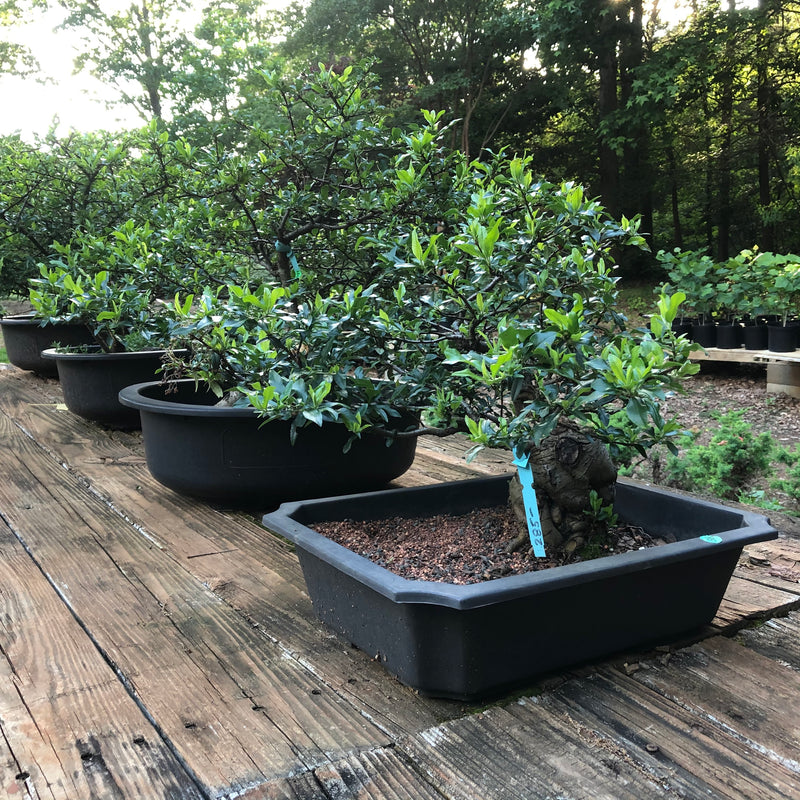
[[738, 538, 800, 593], [0, 519, 204, 799], [0, 369, 468, 736], [736, 612, 800, 673], [711, 575, 800, 631], [2, 366, 800, 800], [0, 410, 394, 797], [309, 747, 443, 800], [628, 637, 800, 771], [403, 702, 686, 800], [690, 347, 800, 365], [540, 663, 800, 800], [230, 747, 444, 800]]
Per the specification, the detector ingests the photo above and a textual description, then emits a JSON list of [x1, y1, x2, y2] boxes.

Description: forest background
[[1, 0, 799, 280]]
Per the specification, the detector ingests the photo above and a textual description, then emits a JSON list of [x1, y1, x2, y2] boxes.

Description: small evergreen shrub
[[665, 410, 777, 500], [772, 444, 800, 505]]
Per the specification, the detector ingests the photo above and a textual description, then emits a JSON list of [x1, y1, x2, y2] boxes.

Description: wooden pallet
[[0, 364, 799, 799], [690, 346, 800, 397]]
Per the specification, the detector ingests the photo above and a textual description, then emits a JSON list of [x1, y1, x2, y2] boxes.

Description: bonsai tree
[[169, 150, 698, 559], [29, 218, 251, 352], [0, 125, 195, 297], [197, 60, 461, 291]]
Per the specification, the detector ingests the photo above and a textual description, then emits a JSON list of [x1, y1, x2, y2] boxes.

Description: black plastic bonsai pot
[[1, 314, 94, 376], [42, 347, 175, 429], [118, 379, 418, 506], [263, 475, 777, 701]]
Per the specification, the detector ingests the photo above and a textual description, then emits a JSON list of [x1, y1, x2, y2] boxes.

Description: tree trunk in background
[[757, 0, 775, 250], [667, 144, 684, 248], [133, 1, 164, 121], [716, 0, 737, 261], [619, 0, 653, 240], [597, 6, 620, 219]]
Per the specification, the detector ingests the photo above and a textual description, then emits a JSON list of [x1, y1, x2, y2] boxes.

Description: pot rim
[[119, 379, 422, 431], [42, 346, 182, 362], [264, 475, 778, 610], [119, 378, 261, 418], [1, 313, 45, 325]]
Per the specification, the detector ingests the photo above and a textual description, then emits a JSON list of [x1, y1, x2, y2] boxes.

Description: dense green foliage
[[4, 2, 800, 267], [283, 0, 800, 264], [27, 217, 249, 351], [159, 77, 697, 463], [0, 61, 701, 548], [0, 125, 198, 295], [665, 409, 777, 500], [658, 247, 800, 324]]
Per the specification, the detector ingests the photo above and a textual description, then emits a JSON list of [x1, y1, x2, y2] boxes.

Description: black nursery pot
[[715, 323, 742, 350], [0, 314, 94, 376], [767, 324, 798, 353], [742, 323, 769, 351], [42, 347, 176, 429], [118, 379, 418, 506], [690, 321, 717, 348], [264, 475, 777, 701], [671, 319, 694, 338]]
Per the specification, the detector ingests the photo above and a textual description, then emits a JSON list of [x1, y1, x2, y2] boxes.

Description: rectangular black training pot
[[263, 475, 777, 701]]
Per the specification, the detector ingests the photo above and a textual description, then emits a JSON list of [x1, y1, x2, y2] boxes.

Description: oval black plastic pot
[[118, 379, 418, 506], [42, 347, 176, 429], [768, 324, 798, 353], [263, 475, 777, 701], [0, 314, 94, 376]]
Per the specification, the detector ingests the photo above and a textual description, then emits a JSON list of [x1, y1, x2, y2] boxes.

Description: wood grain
[[0, 518, 204, 799], [0, 409, 390, 796], [2, 365, 800, 800], [0, 370, 468, 738]]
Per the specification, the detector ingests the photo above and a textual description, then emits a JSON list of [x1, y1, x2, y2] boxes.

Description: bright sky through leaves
[[0, 1, 755, 140]]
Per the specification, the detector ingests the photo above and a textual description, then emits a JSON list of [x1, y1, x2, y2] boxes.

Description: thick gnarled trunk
[[509, 425, 618, 556]]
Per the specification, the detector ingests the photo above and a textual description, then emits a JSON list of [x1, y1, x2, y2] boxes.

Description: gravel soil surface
[[315, 508, 670, 585]]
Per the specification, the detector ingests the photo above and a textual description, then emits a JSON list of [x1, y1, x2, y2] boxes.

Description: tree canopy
[[2, 0, 800, 267]]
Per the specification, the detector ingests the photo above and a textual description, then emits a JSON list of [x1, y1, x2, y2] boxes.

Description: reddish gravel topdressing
[[314, 504, 670, 585]]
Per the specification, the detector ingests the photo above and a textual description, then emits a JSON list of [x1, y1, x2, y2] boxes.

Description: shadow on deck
[[0, 365, 798, 799]]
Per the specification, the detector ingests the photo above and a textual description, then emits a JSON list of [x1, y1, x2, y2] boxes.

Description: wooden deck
[[0, 364, 799, 800]]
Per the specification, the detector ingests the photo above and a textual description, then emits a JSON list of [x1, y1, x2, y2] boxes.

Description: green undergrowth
[[621, 409, 800, 516], [664, 410, 776, 500]]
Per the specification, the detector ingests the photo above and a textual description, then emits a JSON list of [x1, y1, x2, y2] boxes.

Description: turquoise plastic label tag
[[275, 240, 302, 278], [512, 448, 546, 558], [699, 535, 723, 544]]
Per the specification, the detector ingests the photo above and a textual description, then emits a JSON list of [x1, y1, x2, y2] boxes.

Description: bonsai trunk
[[509, 425, 618, 556]]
